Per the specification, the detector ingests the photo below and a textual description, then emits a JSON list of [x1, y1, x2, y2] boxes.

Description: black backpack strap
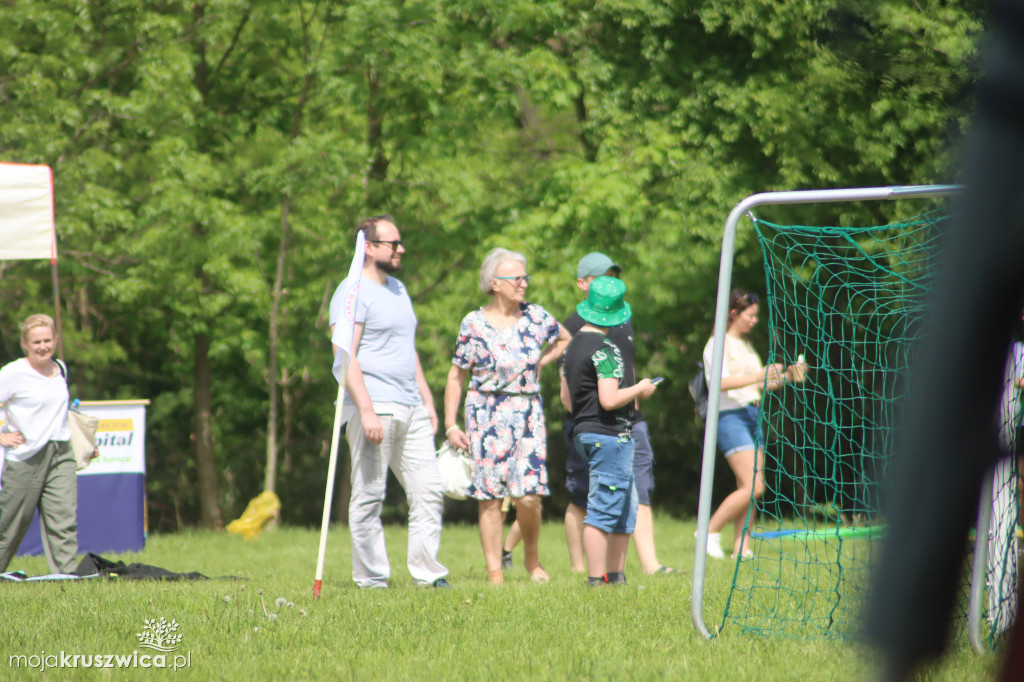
[[55, 359, 67, 380], [689, 360, 709, 420]]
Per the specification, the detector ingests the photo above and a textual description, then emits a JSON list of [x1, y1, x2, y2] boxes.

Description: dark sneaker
[[430, 578, 451, 588], [501, 550, 513, 570]]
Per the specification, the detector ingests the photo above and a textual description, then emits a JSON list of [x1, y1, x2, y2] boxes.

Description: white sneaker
[[705, 532, 725, 559]]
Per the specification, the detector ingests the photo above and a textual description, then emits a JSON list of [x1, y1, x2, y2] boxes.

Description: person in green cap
[[560, 276, 659, 585]]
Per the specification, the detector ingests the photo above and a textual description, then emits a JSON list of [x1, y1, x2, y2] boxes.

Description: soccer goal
[[691, 185, 1020, 645]]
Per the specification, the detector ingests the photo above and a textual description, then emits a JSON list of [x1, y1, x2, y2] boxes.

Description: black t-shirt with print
[[563, 329, 633, 438], [563, 311, 642, 422]]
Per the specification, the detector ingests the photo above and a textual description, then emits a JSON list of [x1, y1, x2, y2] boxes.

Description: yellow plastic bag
[[226, 491, 281, 539]]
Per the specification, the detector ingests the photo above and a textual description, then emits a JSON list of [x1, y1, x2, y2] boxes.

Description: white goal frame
[[691, 185, 963, 639]]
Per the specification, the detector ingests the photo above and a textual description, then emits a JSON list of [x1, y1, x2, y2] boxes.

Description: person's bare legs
[[707, 448, 764, 555], [583, 524, 609, 578], [731, 473, 748, 554], [503, 519, 521, 554], [584, 524, 630, 578], [735, 450, 764, 555], [606, 532, 630, 573], [500, 500, 519, 569], [736, 502, 759, 556], [515, 494, 548, 581], [631, 504, 666, 573], [564, 502, 587, 572], [478, 498, 504, 583]]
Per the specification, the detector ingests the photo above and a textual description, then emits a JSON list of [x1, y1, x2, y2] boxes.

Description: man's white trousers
[[346, 402, 447, 587]]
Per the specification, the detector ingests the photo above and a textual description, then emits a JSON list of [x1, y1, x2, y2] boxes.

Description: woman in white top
[[702, 290, 804, 559], [0, 314, 77, 574]]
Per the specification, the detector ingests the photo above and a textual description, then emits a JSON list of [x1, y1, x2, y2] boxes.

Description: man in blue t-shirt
[[329, 215, 448, 589]]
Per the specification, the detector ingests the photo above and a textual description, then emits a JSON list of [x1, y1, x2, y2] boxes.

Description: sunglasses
[[370, 239, 404, 251], [495, 275, 531, 286]]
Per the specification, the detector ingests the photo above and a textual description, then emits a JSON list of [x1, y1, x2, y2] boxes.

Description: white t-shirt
[[703, 335, 763, 411], [0, 358, 71, 462]]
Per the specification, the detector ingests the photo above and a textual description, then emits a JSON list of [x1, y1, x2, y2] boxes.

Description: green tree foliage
[[0, 0, 983, 527]]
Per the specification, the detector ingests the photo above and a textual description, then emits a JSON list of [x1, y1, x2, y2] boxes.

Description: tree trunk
[[194, 329, 222, 528], [574, 90, 598, 163], [265, 47, 314, 499], [265, 196, 290, 496], [366, 65, 388, 206], [189, 3, 220, 529]]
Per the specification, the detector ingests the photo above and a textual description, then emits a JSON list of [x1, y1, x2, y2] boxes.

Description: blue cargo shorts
[[573, 432, 638, 534]]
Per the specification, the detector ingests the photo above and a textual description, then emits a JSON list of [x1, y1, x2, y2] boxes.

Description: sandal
[[654, 566, 679, 574]]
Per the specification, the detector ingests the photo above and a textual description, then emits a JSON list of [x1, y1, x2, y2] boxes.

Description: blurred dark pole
[[863, 1, 1024, 679]]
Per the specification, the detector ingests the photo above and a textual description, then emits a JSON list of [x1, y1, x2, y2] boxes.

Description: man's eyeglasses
[[370, 239, 404, 251], [495, 275, 531, 286]]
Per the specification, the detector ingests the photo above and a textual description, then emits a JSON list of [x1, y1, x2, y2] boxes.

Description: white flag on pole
[[331, 231, 366, 382], [0, 162, 56, 261], [314, 230, 367, 598]]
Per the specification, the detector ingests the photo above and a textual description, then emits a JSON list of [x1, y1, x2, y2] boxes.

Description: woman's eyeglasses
[[495, 275, 531, 286]]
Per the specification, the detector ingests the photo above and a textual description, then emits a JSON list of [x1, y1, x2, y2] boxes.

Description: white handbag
[[55, 363, 100, 471], [435, 441, 474, 500], [68, 406, 100, 471]]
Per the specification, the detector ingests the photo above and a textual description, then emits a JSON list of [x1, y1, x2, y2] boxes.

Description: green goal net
[[718, 209, 1020, 643]]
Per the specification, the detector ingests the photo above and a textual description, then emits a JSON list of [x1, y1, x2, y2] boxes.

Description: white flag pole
[[313, 231, 365, 599], [313, 367, 349, 599]]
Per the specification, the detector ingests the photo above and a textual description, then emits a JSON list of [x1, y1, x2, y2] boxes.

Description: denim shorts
[[564, 419, 590, 509], [566, 421, 656, 508], [717, 405, 762, 458], [630, 421, 655, 506], [573, 432, 638, 534]]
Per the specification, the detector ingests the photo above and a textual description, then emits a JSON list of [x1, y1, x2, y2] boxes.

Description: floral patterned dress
[[452, 302, 561, 499]]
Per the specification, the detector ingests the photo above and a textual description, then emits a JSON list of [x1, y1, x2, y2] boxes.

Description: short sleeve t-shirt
[[329, 275, 421, 407], [563, 330, 632, 438], [563, 310, 642, 422], [703, 335, 762, 410], [0, 358, 71, 462]]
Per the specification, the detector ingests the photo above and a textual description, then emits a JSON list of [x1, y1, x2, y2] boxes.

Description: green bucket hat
[[577, 276, 631, 327]]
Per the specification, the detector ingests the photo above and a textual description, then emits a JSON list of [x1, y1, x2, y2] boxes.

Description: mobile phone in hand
[[651, 377, 665, 385]]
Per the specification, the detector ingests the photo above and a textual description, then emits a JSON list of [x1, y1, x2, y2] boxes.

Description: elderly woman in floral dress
[[445, 248, 570, 585]]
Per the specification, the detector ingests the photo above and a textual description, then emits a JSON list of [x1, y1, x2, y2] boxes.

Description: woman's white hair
[[479, 248, 527, 295]]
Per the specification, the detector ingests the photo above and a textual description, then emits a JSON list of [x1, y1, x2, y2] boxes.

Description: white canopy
[[0, 162, 56, 261]]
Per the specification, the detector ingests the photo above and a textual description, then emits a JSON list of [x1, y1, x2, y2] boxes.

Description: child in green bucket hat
[[559, 276, 659, 585]]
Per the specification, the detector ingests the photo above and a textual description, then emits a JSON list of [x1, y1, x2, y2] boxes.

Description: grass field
[[0, 516, 1002, 681]]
